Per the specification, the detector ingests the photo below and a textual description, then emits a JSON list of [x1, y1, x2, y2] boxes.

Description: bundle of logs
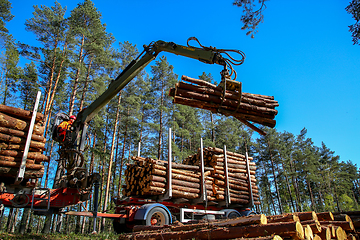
[[119, 210, 359, 240], [122, 147, 259, 206], [0, 104, 47, 181], [169, 75, 279, 135]]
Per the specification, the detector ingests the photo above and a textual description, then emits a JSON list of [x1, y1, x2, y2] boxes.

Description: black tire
[[144, 207, 170, 226], [113, 219, 132, 234], [247, 211, 256, 216], [227, 210, 241, 219]]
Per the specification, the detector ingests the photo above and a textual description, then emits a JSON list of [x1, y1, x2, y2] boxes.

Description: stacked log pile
[[122, 148, 259, 205], [0, 104, 47, 180], [184, 147, 259, 205], [119, 211, 359, 240], [169, 75, 279, 135]]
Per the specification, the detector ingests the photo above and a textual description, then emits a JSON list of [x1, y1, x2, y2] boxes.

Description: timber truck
[[0, 37, 254, 233]]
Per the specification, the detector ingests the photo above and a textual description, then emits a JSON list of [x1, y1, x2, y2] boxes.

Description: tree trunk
[[19, 208, 31, 234], [289, 159, 302, 212], [117, 108, 129, 196], [43, 41, 68, 138], [210, 112, 215, 143], [306, 178, 317, 212], [112, 122, 121, 195], [102, 92, 121, 229], [280, 157, 296, 212], [42, 213, 52, 234], [268, 140, 283, 214], [74, 204, 81, 233], [80, 202, 88, 233], [69, 34, 85, 116], [157, 84, 164, 160], [79, 56, 93, 111]]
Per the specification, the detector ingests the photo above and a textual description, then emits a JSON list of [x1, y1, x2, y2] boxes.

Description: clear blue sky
[[8, 0, 360, 167]]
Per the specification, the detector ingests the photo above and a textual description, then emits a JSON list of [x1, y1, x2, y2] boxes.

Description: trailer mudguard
[[134, 203, 172, 224]]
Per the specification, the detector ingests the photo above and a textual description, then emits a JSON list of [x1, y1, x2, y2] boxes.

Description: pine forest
[[0, 0, 359, 236]]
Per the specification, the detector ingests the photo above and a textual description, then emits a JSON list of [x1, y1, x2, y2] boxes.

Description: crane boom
[[73, 40, 226, 129], [69, 38, 233, 149]]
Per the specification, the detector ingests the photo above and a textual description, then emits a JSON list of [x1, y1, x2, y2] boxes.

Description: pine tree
[[0, 0, 13, 41], [0, 36, 21, 105], [67, 0, 114, 116], [19, 61, 40, 110], [149, 56, 178, 160], [22, 1, 69, 136]]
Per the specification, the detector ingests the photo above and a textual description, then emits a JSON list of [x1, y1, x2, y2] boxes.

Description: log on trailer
[[123, 147, 259, 206], [0, 104, 47, 181]]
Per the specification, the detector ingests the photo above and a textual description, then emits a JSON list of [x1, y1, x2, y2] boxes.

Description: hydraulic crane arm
[[68, 38, 245, 149]]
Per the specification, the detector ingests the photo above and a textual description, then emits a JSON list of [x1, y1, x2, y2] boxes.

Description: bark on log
[[0, 150, 49, 162], [0, 142, 43, 152], [0, 160, 43, 170], [319, 221, 354, 231], [0, 133, 45, 149], [133, 214, 267, 232], [172, 95, 277, 128], [333, 214, 352, 222], [0, 127, 46, 142], [0, 166, 44, 178], [125, 221, 303, 240], [0, 104, 44, 122], [176, 80, 278, 108], [173, 88, 278, 117], [308, 221, 322, 234], [318, 226, 331, 240], [267, 213, 300, 223], [0, 113, 44, 135], [295, 211, 318, 221], [317, 212, 334, 221], [132, 156, 214, 171]]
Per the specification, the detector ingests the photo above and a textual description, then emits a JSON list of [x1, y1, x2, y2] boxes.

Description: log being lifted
[[169, 76, 279, 135]]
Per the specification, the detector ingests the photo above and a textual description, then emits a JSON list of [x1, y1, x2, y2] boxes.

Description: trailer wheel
[[222, 209, 241, 219], [144, 207, 170, 226]]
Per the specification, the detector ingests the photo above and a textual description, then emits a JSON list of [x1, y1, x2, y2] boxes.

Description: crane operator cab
[[52, 113, 76, 145]]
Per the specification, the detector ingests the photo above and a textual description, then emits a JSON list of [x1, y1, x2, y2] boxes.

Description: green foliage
[[19, 61, 39, 110], [0, 0, 13, 40], [233, 0, 268, 37], [339, 193, 356, 211], [0, 36, 21, 105], [346, 0, 360, 45]]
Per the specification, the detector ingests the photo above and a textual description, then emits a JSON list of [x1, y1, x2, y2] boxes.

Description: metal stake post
[[245, 151, 254, 207], [168, 128, 172, 198], [223, 145, 231, 206], [200, 138, 206, 202], [137, 142, 141, 157], [15, 91, 41, 184]]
